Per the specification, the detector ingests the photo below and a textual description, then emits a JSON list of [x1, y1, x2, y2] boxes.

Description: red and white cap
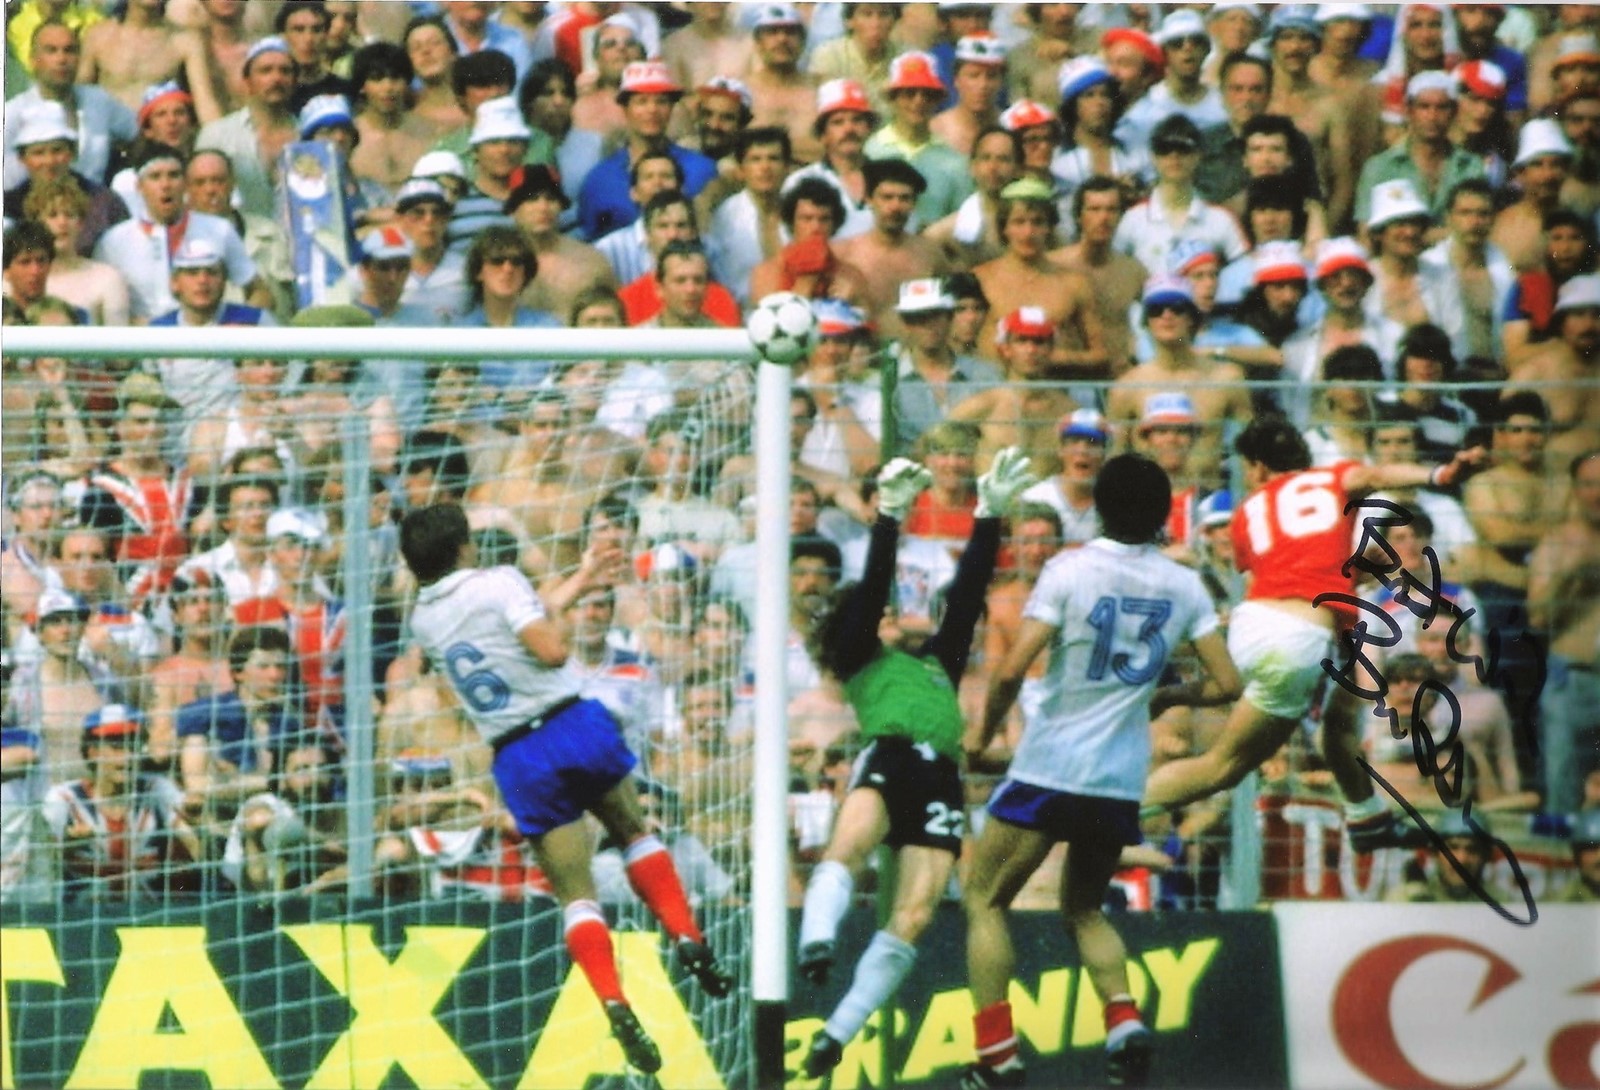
[[811, 298, 869, 336], [1314, 236, 1372, 280], [1138, 392, 1198, 433], [1167, 239, 1219, 277], [171, 238, 225, 270], [618, 60, 683, 99], [886, 51, 946, 93], [816, 78, 874, 118], [138, 81, 192, 128], [999, 98, 1057, 132], [1253, 240, 1308, 284], [698, 75, 753, 111], [997, 306, 1054, 343], [1554, 33, 1600, 71], [954, 32, 1007, 66], [84, 703, 144, 739], [896, 277, 956, 314], [1405, 69, 1455, 103], [1555, 273, 1600, 313], [1454, 59, 1507, 102], [361, 226, 414, 262]]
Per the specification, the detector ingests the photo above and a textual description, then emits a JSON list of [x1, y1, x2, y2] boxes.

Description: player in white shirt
[[959, 455, 1240, 1090], [400, 505, 732, 1076]]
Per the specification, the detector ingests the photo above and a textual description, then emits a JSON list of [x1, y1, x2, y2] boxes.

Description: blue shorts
[[986, 780, 1142, 847], [492, 698, 638, 837]]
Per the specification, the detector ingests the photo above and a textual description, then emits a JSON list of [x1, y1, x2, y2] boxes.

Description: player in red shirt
[[1143, 417, 1484, 850]]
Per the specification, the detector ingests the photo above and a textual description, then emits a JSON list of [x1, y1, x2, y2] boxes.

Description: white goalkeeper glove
[[876, 458, 933, 521], [975, 446, 1037, 519]]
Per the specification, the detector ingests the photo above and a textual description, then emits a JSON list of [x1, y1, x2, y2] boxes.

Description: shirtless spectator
[[1560, 88, 1600, 219], [348, 42, 434, 198], [146, 571, 232, 768], [782, 79, 877, 242], [195, 0, 251, 115], [834, 158, 950, 342], [923, 126, 1017, 272], [4, 21, 137, 191], [1457, 393, 1564, 594], [948, 307, 1078, 476], [979, 503, 1064, 762], [467, 391, 574, 571], [5, 589, 119, 784], [570, 12, 641, 149], [278, 1, 351, 113], [1308, 5, 1383, 174], [404, 15, 468, 140], [1492, 119, 1575, 275], [77, 0, 219, 125], [506, 166, 614, 323], [743, 3, 820, 168], [1510, 274, 1600, 464], [660, 3, 750, 105], [1106, 275, 1252, 483], [1264, 8, 1354, 232], [194, 36, 300, 220], [974, 179, 1106, 376], [748, 176, 869, 306], [705, 128, 791, 310], [1050, 176, 1146, 375], [1526, 451, 1600, 815], [931, 33, 1007, 157]]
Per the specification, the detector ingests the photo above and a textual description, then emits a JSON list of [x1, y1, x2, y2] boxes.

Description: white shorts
[[1227, 602, 1334, 720]]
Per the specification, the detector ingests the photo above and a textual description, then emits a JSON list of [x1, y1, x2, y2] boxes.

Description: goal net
[[0, 328, 762, 1090]]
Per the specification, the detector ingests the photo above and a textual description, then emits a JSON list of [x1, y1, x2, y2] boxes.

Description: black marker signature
[[1315, 497, 1538, 926]]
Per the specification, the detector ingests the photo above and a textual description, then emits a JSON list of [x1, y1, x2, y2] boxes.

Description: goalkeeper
[[796, 447, 1036, 1078]]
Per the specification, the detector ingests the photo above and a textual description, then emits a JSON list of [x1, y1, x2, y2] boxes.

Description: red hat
[[886, 51, 946, 94], [999, 99, 1058, 133], [1454, 59, 1507, 102], [998, 306, 1054, 343], [138, 81, 192, 129], [816, 78, 874, 118], [617, 61, 683, 100], [1101, 28, 1165, 77]]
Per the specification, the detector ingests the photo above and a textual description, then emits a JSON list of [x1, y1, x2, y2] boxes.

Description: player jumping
[[400, 504, 733, 1076], [796, 448, 1036, 1079]]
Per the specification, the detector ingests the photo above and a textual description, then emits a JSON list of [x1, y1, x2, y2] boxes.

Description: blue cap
[[299, 94, 356, 139], [1269, 4, 1322, 39], [84, 704, 144, 738]]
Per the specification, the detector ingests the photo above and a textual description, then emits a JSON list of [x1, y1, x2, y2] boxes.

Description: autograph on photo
[[1315, 497, 1539, 926]]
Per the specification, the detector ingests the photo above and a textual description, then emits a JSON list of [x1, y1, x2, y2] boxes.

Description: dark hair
[[843, 3, 899, 22], [582, 493, 639, 543], [781, 176, 846, 232], [568, 284, 625, 325], [696, 594, 748, 631], [790, 534, 842, 577], [1372, 401, 1423, 443], [737, 125, 792, 163], [474, 526, 520, 568], [944, 270, 988, 307], [1402, 509, 1435, 540], [972, 125, 1020, 164], [228, 624, 293, 677], [1012, 501, 1065, 537], [519, 58, 577, 119], [1399, 322, 1456, 378], [351, 40, 414, 92], [1446, 176, 1495, 211], [1495, 391, 1549, 424], [997, 191, 1061, 230], [3, 221, 55, 267], [1094, 454, 1171, 543], [403, 13, 458, 56], [641, 188, 696, 228], [1243, 175, 1308, 243], [275, 1, 328, 34], [629, 149, 685, 188], [1072, 174, 1123, 223], [1235, 415, 1313, 472], [1219, 50, 1273, 92], [1058, 74, 1127, 144], [218, 474, 280, 518], [402, 429, 472, 499], [646, 407, 700, 444], [1322, 344, 1385, 384], [863, 157, 927, 197], [452, 49, 516, 98], [1383, 651, 1435, 684], [465, 224, 536, 306], [655, 239, 710, 281], [400, 503, 471, 585]]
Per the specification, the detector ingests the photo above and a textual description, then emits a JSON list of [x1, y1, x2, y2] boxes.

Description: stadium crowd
[[1, 0, 1597, 909]]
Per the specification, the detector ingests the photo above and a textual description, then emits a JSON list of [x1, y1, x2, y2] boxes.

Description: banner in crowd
[[0, 904, 1284, 1090], [278, 140, 354, 310], [1275, 903, 1600, 1090]]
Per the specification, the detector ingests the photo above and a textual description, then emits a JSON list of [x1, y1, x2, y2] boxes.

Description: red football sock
[[974, 1001, 1020, 1068], [564, 901, 625, 1005], [624, 836, 702, 944], [1105, 995, 1143, 1032]]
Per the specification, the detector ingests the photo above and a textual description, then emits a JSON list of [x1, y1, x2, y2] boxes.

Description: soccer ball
[[746, 291, 817, 366]]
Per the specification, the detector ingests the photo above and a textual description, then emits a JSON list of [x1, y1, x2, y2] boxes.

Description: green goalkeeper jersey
[[842, 648, 965, 762]]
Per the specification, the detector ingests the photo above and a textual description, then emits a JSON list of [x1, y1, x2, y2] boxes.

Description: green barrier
[[2, 903, 1284, 1090]]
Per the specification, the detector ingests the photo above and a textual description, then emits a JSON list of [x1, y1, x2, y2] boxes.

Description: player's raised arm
[[1341, 445, 1489, 496]]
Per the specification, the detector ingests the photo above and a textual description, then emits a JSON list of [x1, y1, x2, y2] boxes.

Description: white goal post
[[2, 322, 795, 1088]]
